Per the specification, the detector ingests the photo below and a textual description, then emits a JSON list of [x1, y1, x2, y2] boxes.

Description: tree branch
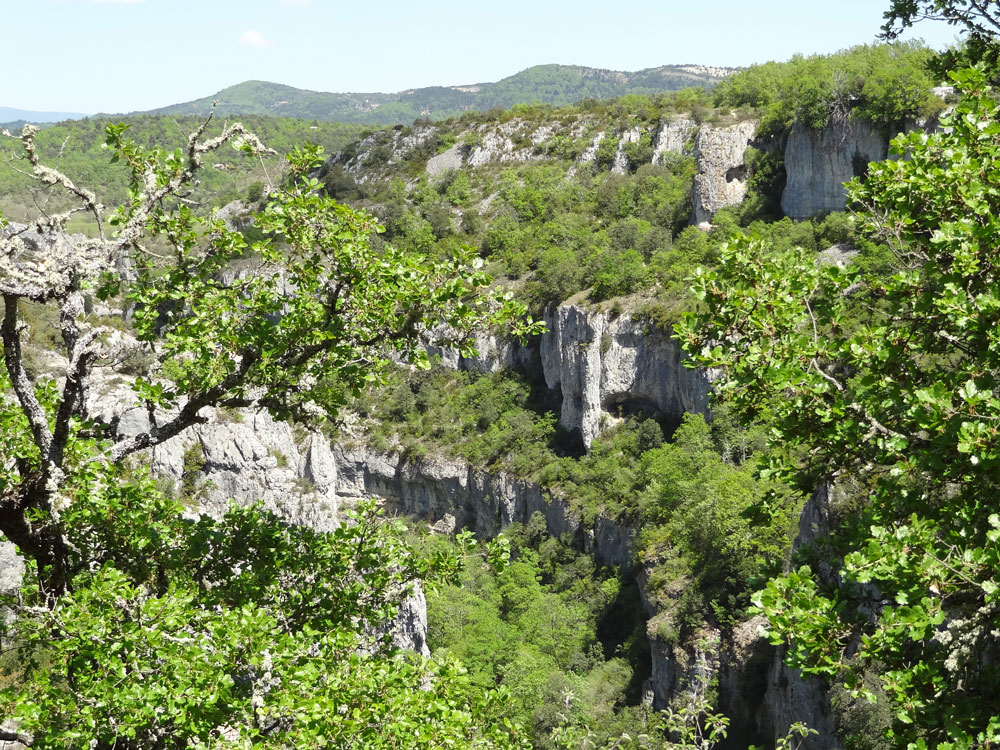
[[107, 348, 261, 462], [2, 295, 53, 463]]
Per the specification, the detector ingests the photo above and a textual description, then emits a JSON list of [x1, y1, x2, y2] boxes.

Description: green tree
[[0, 115, 539, 747], [677, 67, 1000, 748], [881, 0, 1000, 71]]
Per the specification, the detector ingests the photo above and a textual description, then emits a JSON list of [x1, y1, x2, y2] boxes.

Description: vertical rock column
[[691, 120, 757, 225]]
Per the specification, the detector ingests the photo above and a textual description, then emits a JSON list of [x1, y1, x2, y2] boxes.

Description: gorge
[[1, 38, 978, 749]]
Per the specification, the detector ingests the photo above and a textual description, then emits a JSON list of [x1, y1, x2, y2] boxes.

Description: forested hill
[[0, 115, 365, 225], [141, 64, 737, 124]]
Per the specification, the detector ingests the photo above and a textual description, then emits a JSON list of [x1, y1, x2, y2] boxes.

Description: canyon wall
[[430, 301, 712, 450], [780, 117, 888, 220]]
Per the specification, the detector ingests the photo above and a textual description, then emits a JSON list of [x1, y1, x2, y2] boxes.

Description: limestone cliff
[[62, 347, 829, 744], [691, 120, 757, 225], [539, 304, 710, 449], [426, 302, 710, 450], [780, 117, 888, 220], [88, 373, 340, 531], [334, 444, 635, 570], [612, 127, 644, 174], [652, 117, 696, 164]]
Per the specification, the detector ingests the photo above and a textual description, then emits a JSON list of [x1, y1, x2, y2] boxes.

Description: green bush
[[590, 249, 650, 300]]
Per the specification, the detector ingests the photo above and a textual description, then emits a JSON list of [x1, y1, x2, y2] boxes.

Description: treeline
[[713, 41, 943, 134]]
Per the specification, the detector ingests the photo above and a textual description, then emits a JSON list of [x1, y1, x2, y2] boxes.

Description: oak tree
[[0, 114, 537, 748], [678, 67, 1000, 748]]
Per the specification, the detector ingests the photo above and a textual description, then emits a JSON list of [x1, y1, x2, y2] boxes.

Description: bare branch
[[2, 295, 53, 462]]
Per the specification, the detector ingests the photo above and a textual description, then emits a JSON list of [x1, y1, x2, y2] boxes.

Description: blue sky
[[7, 0, 962, 114]]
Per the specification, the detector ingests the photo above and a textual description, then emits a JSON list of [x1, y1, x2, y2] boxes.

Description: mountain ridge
[[140, 63, 737, 124], [0, 106, 89, 125]]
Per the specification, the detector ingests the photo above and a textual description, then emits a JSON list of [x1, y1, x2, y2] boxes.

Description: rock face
[[384, 586, 430, 657], [88, 376, 340, 532], [540, 304, 711, 449], [466, 120, 545, 168], [425, 328, 535, 374], [0, 538, 23, 596], [334, 445, 636, 571], [425, 143, 464, 176], [691, 120, 757, 225], [612, 127, 644, 174], [428, 303, 710, 450], [653, 117, 696, 164], [781, 117, 887, 220]]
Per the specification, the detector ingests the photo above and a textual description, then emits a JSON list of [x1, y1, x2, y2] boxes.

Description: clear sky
[[6, 0, 962, 114]]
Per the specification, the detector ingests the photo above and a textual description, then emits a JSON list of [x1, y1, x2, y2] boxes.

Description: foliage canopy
[[0, 113, 538, 747]]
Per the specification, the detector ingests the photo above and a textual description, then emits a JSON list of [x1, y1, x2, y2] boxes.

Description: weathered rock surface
[[652, 117, 696, 163], [0, 538, 23, 596], [781, 117, 887, 220], [540, 304, 711, 448], [334, 438, 839, 748], [427, 302, 709, 449], [424, 327, 535, 374], [612, 127, 644, 174], [385, 586, 430, 657], [691, 120, 757, 225], [425, 143, 464, 176], [466, 121, 542, 167], [87, 373, 340, 531], [333, 444, 636, 571], [578, 131, 606, 164], [632, 487, 842, 749]]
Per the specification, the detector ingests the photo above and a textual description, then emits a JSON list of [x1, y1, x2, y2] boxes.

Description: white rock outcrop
[[0, 539, 23, 596], [652, 117, 696, 163], [424, 327, 534, 374], [578, 132, 606, 164], [89, 377, 340, 531], [425, 143, 464, 176], [466, 121, 543, 168], [540, 304, 710, 449], [612, 127, 644, 174], [691, 120, 757, 225]]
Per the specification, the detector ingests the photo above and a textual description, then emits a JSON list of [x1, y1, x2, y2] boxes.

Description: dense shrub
[[714, 42, 942, 135]]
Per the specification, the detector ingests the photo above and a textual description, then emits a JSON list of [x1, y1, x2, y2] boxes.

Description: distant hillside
[[0, 114, 365, 227], [142, 64, 737, 124], [0, 107, 88, 124]]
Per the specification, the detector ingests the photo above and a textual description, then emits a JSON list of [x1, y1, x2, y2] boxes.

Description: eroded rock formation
[[691, 120, 757, 225], [539, 304, 711, 448]]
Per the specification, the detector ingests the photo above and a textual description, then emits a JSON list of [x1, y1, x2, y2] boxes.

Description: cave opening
[[601, 394, 682, 441]]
